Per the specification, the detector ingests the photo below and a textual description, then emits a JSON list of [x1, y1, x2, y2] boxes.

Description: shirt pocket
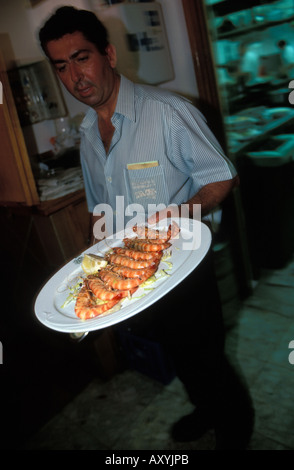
[[124, 164, 169, 213]]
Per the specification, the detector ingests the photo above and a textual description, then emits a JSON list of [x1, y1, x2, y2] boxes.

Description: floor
[[4, 252, 294, 451]]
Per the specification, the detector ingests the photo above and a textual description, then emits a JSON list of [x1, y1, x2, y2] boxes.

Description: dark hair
[[39, 6, 109, 57], [278, 40, 286, 49]]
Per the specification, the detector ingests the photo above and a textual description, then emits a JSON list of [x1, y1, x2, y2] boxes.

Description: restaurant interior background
[[1, 0, 294, 450]]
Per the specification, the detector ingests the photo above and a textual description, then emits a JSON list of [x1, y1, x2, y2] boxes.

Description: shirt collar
[[80, 107, 97, 134], [79, 74, 135, 134], [115, 75, 136, 122]]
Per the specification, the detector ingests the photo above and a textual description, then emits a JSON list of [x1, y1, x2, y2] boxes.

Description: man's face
[[46, 31, 117, 110]]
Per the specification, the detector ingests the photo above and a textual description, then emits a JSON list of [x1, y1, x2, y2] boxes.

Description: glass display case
[[204, 0, 294, 269], [8, 60, 67, 126], [205, 0, 294, 157]]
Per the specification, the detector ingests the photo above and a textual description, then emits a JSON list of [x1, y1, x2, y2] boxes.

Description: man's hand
[[147, 204, 182, 225], [89, 214, 105, 245]]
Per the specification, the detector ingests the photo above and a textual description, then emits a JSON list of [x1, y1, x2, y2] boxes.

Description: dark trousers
[[122, 250, 255, 446], [124, 249, 225, 409]]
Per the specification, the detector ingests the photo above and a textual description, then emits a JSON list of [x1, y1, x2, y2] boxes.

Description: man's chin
[[74, 91, 96, 107]]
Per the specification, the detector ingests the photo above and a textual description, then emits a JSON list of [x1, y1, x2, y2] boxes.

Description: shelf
[[34, 189, 87, 216], [228, 112, 294, 157], [217, 15, 294, 39], [209, 0, 282, 18]]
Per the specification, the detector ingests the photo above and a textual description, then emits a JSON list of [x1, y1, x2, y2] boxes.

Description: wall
[[156, 0, 198, 98], [90, 0, 198, 98], [0, 0, 198, 153], [0, 0, 40, 62]]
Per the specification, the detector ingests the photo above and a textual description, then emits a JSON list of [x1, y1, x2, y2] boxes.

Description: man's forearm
[[147, 175, 239, 225], [88, 176, 240, 236], [184, 176, 239, 217]]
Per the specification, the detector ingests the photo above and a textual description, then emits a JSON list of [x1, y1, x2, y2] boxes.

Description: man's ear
[[105, 44, 117, 69]]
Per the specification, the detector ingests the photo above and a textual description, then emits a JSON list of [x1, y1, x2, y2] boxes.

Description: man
[[238, 42, 259, 86], [39, 7, 253, 449]]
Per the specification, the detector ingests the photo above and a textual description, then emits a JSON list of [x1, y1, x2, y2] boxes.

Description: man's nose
[[69, 62, 83, 82]]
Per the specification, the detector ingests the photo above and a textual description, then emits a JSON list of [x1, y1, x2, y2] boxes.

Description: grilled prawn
[[106, 253, 157, 269], [87, 275, 128, 300], [111, 264, 158, 280], [133, 222, 180, 240], [112, 247, 162, 261], [123, 238, 171, 252], [75, 286, 120, 320], [99, 266, 157, 290]]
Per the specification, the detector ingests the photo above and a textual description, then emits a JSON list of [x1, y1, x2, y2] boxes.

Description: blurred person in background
[[277, 39, 294, 79]]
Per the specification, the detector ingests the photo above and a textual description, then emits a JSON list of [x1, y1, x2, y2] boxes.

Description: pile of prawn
[[75, 223, 179, 320]]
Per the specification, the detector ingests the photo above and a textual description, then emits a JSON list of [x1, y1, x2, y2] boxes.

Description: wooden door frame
[[182, 0, 227, 149], [182, 0, 253, 297]]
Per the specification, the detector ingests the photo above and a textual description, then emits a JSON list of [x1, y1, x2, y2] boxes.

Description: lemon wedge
[[81, 254, 108, 274]]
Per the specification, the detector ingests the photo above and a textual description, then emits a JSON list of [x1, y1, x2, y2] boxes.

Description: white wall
[[157, 0, 198, 98], [0, 0, 40, 62], [91, 0, 198, 98]]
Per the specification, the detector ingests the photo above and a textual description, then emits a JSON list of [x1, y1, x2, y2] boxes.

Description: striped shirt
[[80, 75, 236, 225]]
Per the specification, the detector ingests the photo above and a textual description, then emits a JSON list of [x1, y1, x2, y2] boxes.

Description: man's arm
[[88, 177, 239, 238], [184, 175, 239, 217], [148, 175, 239, 224]]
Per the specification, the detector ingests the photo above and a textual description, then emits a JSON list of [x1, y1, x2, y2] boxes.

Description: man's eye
[[77, 56, 88, 63], [56, 65, 66, 73]]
